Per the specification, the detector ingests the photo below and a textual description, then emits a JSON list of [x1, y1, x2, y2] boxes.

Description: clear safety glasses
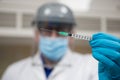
[[39, 28, 68, 39], [39, 28, 92, 41]]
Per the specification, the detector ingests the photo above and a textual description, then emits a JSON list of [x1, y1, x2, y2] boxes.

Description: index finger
[[92, 33, 120, 43]]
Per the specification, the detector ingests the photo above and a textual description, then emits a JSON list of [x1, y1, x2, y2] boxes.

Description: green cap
[[58, 32, 68, 36]]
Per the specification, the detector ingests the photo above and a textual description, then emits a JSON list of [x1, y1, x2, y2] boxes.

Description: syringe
[[39, 28, 92, 41], [58, 32, 92, 41]]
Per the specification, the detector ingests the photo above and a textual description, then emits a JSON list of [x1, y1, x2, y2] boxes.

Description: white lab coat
[[1, 50, 98, 80]]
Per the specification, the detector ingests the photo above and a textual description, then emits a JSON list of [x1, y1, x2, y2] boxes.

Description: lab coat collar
[[49, 49, 73, 79], [32, 49, 73, 67], [56, 49, 73, 68], [32, 49, 74, 79]]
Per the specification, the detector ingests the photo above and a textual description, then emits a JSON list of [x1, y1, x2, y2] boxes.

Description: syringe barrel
[[71, 34, 92, 41]]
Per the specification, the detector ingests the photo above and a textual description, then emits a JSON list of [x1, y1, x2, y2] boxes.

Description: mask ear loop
[[31, 37, 36, 66], [30, 24, 39, 66]]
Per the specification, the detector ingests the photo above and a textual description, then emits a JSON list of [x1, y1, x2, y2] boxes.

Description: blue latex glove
[[89, 33, 120, 80]]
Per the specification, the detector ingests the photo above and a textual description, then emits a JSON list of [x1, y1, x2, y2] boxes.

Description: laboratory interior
[[0, 0, 120, 78]]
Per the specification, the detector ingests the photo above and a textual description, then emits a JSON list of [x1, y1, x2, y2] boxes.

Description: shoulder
[[70, 51, 98, 66], [70, 51, 94, 60], [1, 57, 31, 80], [8, 57, 31, 71]]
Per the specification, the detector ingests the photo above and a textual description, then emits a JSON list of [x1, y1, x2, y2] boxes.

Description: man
[[2, 3, 120, 80]]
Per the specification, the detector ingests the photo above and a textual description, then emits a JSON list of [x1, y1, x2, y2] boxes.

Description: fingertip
[[92, 32, 106, 39], [92, 32, 120, 42]]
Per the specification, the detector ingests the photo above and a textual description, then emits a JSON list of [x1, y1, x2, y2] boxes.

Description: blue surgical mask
[[39, 36, 68, 61]]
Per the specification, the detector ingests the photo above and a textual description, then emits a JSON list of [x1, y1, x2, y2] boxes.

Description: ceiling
[[0, 0, 120, 12]]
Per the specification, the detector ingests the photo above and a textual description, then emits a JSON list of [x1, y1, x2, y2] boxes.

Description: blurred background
[[0, 0, 120, 78]]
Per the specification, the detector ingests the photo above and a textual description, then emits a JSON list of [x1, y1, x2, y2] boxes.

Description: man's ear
[[34, 29, 40, 43]]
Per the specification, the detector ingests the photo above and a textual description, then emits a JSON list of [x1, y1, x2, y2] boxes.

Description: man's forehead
[[38, 22, 72, 31]]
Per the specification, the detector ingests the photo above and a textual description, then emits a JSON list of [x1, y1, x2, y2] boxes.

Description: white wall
[[0, 0, 120, 43]]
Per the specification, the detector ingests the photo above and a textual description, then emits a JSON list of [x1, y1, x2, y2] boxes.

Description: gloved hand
[[89, 33, 120, 80]]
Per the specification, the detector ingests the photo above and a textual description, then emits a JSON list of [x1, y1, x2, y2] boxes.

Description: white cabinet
[[22, 14, 34, 28], [0, 11, 120, 38], [76, 16, 120, 37], [107, 18, 120, 32], [0, 12, 16, 27]]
